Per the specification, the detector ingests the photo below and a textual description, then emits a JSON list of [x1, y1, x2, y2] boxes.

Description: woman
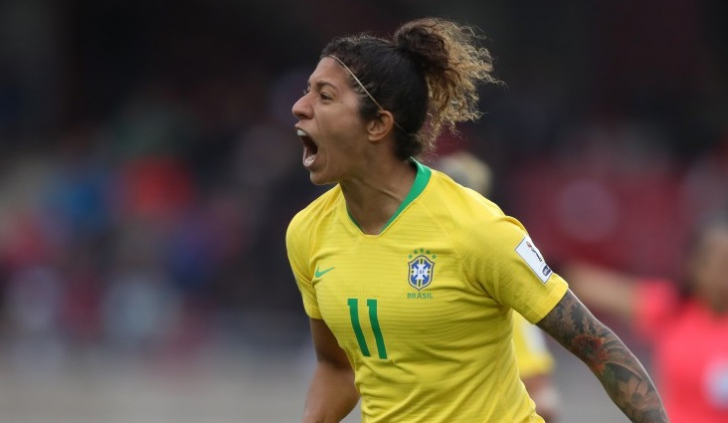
[[566, 213, 728, 423], [286, 17, 667, 423]]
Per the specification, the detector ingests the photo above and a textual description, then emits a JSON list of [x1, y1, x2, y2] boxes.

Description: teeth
[[297, 129, 307, 137]]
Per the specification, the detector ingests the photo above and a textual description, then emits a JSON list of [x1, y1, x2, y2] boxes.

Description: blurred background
[[0, 0, 725, 422]]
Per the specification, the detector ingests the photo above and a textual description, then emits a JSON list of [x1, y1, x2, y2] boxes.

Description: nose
[[291, 94, 311, 120]]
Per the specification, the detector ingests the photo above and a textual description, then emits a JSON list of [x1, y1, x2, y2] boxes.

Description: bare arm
[[562, 261, 640, 324], [302, 318, 359, 423], [536, 290, 668, 422]]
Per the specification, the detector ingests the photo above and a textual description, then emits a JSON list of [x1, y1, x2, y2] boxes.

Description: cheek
[[318, 114, 366, 151]]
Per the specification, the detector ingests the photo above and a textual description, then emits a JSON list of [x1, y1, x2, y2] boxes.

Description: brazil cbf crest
[[408, 248, 436, 290]]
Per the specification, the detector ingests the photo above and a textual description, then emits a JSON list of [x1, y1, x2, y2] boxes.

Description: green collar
[[347, 158, 432, 233]]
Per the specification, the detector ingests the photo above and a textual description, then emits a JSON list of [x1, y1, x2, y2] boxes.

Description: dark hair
[[678, 209, 728, 300], [321, 18, 499, 160]]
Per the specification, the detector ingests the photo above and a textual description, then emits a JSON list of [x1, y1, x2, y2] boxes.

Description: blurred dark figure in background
[[566, 211, 728, 423]]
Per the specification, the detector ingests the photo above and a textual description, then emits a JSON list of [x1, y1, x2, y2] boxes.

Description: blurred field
[[0, 338, 638, 423]]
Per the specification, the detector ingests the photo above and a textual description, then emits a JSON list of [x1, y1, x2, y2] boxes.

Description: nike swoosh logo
[[314, 266, 335, 278]]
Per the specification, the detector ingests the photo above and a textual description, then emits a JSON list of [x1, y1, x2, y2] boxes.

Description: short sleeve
[[285, 213, 321, 319], [633, 279, 679, 341], [462, 213, 569, 324]]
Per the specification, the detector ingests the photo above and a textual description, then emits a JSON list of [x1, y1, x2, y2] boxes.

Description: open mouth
[[297, 129, 318, 168]]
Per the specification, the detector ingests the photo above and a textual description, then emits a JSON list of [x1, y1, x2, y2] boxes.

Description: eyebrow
[[309, 80, 339, 92]]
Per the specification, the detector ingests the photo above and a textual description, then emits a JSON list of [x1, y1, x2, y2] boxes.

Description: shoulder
[[422, 169, 508, 226], [286, 185, 342, 274], [426, 169, 527, 242], [287, 185, 342, 236]]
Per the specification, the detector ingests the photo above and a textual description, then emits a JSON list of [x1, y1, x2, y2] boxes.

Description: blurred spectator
[[6, 264, 66, 376], [564, 211, 728, 423], [101, 218, 181, 357], [680, 132, 728, 224]]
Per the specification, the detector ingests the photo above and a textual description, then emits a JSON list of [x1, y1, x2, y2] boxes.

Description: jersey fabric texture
[[512, 311, 555, 379], [635, 280, 728, 423], [286, 161, 569, 423]]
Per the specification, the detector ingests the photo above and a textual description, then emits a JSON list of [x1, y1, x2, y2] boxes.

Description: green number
[[367, 299, 388, 359], [347, 298, 388, 359], [347, 298, 371, 356]]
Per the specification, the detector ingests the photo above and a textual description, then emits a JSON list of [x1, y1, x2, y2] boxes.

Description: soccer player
[[565, 212, 728, 423], [286, 17, 668, 422]]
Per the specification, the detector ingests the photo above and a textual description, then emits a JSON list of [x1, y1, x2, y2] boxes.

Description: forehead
[[308, 57, 351, 88]]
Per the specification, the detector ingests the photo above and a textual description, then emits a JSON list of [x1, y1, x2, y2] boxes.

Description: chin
[[309, 171, 335, 186]]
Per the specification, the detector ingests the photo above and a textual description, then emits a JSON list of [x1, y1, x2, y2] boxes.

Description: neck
[[340, 158, 417, 235]]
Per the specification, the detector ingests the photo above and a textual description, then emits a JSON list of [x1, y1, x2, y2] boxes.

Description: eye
[[302, 85, 311, 95], [320, 92, 332, 101]]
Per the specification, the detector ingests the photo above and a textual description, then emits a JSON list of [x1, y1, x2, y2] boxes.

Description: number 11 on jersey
[[347, 298, 388, 359]]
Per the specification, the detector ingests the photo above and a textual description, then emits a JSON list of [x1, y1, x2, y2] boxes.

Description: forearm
[[537, 291, 668, 422], [303, 362, 359, 423], [572, 326, 668, 422]]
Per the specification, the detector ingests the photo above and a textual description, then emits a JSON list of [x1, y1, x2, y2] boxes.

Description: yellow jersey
[[286, 160, 568, 423]]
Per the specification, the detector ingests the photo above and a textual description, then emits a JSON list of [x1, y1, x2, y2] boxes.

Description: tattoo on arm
[[536, 290, 669, 423]]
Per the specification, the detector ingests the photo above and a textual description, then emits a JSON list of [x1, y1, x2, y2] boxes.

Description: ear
[[366, 110, 396, 142]]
